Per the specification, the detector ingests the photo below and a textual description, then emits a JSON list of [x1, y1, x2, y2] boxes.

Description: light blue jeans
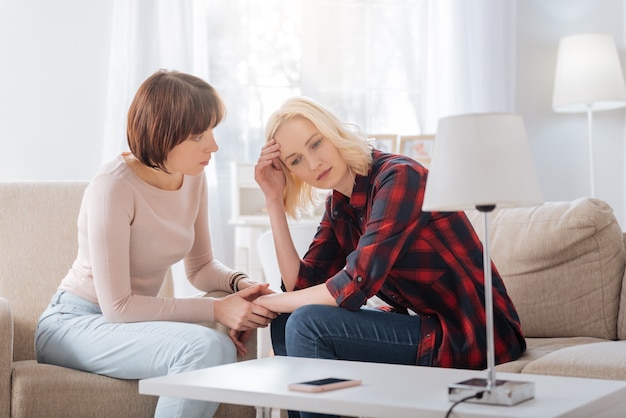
[[35, 291, 236, 418], [271, 305, 430, 418]]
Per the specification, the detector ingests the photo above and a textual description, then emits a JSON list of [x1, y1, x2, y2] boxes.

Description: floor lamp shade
[[552, 33, 626, 112], [422, 113, 542, 212], [552, 33, 626, 198]]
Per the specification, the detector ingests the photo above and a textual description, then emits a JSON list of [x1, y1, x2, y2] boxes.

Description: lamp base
[[448, 378, 535, 406]]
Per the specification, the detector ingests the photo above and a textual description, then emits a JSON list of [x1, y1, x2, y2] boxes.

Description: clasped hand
[[216, 283, 277, 357]]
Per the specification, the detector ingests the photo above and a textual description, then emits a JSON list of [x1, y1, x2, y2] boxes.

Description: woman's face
[[165, 126, 218, 176], [274, 116, 354, 196]]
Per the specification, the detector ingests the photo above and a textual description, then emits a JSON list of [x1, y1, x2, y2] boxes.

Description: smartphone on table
[[288, 377, 362, 393]]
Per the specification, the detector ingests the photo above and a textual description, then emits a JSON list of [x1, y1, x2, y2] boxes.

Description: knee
[[287, 305, 331, 329], [177, 327, 236, 370], [272, 307, 323, 357], [284, 305, 335, 356]]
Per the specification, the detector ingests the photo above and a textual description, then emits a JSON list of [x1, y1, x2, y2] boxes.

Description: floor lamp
[[423, 113, 542, 406], [552, 33, 626, 198]]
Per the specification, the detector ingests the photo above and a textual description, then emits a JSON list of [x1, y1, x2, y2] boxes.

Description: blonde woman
[[254, 97, 525, 418]]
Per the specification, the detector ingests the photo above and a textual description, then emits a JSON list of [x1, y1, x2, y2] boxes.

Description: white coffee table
[[139, 356, 626, 417]]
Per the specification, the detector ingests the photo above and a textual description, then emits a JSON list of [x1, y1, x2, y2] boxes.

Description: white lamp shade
[[553, 33, 626, 113], [422, 113, 543, 212]]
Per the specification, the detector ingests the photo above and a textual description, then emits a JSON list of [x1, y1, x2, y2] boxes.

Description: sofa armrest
[[0, 297, 13, 418], [200, 291, 258, 362]]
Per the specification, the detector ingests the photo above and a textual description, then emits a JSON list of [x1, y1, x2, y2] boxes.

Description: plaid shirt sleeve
[[328, 161, 428, 309]]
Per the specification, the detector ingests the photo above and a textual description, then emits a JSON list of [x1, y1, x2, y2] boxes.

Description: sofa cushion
[[12, 360, 157, 418], [617, 238, 626, 339], [495, 336, 607, 373], [521, 341, 626, 380], [12, 360, 256, 418], [466, 198, 625, 339], [0, 182, 87, 361]]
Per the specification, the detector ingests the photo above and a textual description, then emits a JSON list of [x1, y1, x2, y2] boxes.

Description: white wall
[[516, 0, 626, 228], [0, 0, 112, 182]]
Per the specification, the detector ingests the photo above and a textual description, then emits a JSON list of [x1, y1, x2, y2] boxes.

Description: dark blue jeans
[[271, 305, 428, 418]]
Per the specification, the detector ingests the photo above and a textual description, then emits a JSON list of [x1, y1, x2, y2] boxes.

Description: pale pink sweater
[[59, 155, 234, 323]]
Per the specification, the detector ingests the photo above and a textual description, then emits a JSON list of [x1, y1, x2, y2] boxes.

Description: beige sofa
[[4, 181, 624, 417], [466, 197, 626, 380], [0, 182, 256, 418]]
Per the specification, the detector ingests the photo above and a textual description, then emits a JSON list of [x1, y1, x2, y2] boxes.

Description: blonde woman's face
[[274, 117, 354, 196]]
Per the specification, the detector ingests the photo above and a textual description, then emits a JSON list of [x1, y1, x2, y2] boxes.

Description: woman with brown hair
[[35, 70, 276, 417]]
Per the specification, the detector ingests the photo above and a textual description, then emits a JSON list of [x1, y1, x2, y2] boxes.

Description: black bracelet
[[229, 272, 248, 292], [233, 275, 246, 292]]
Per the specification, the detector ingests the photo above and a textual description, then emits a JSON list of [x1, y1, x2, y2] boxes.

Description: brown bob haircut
[[127, 69, 226, 172]]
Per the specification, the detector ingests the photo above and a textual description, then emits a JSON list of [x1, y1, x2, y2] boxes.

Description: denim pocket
[[38, 291, 101, 324], [56, 291, 102, 316]]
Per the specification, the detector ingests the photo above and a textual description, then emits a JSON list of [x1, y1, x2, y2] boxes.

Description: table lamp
[[552, 33, 626, 197], [422, 113, 542, 406]]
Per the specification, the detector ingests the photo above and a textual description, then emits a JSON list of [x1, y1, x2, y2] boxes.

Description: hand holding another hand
[[215, 283, 278, 357], [236, 279, 274, 297], [215, 284, 277, 331]]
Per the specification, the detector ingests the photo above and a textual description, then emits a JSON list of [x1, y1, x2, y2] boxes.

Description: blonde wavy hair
[[264, 97, 373, 218]]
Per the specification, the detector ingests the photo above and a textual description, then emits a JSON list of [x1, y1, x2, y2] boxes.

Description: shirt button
[[333, 210, 339, 216], [356, 276, 363, 282]]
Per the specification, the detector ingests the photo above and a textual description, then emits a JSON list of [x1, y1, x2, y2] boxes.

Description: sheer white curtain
[[101, 0, 517, 293], [299, 0, 427, 135], [424, 0, 517, 132]]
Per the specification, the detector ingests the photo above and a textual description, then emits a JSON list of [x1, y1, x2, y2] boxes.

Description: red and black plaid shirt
[[294, 150, 525, 370]]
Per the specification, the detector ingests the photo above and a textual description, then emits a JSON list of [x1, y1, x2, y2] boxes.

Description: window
[[205, 0, 427, 177]]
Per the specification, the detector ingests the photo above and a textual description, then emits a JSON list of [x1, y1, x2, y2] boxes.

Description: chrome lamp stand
[[448, 206, 535, 406]]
